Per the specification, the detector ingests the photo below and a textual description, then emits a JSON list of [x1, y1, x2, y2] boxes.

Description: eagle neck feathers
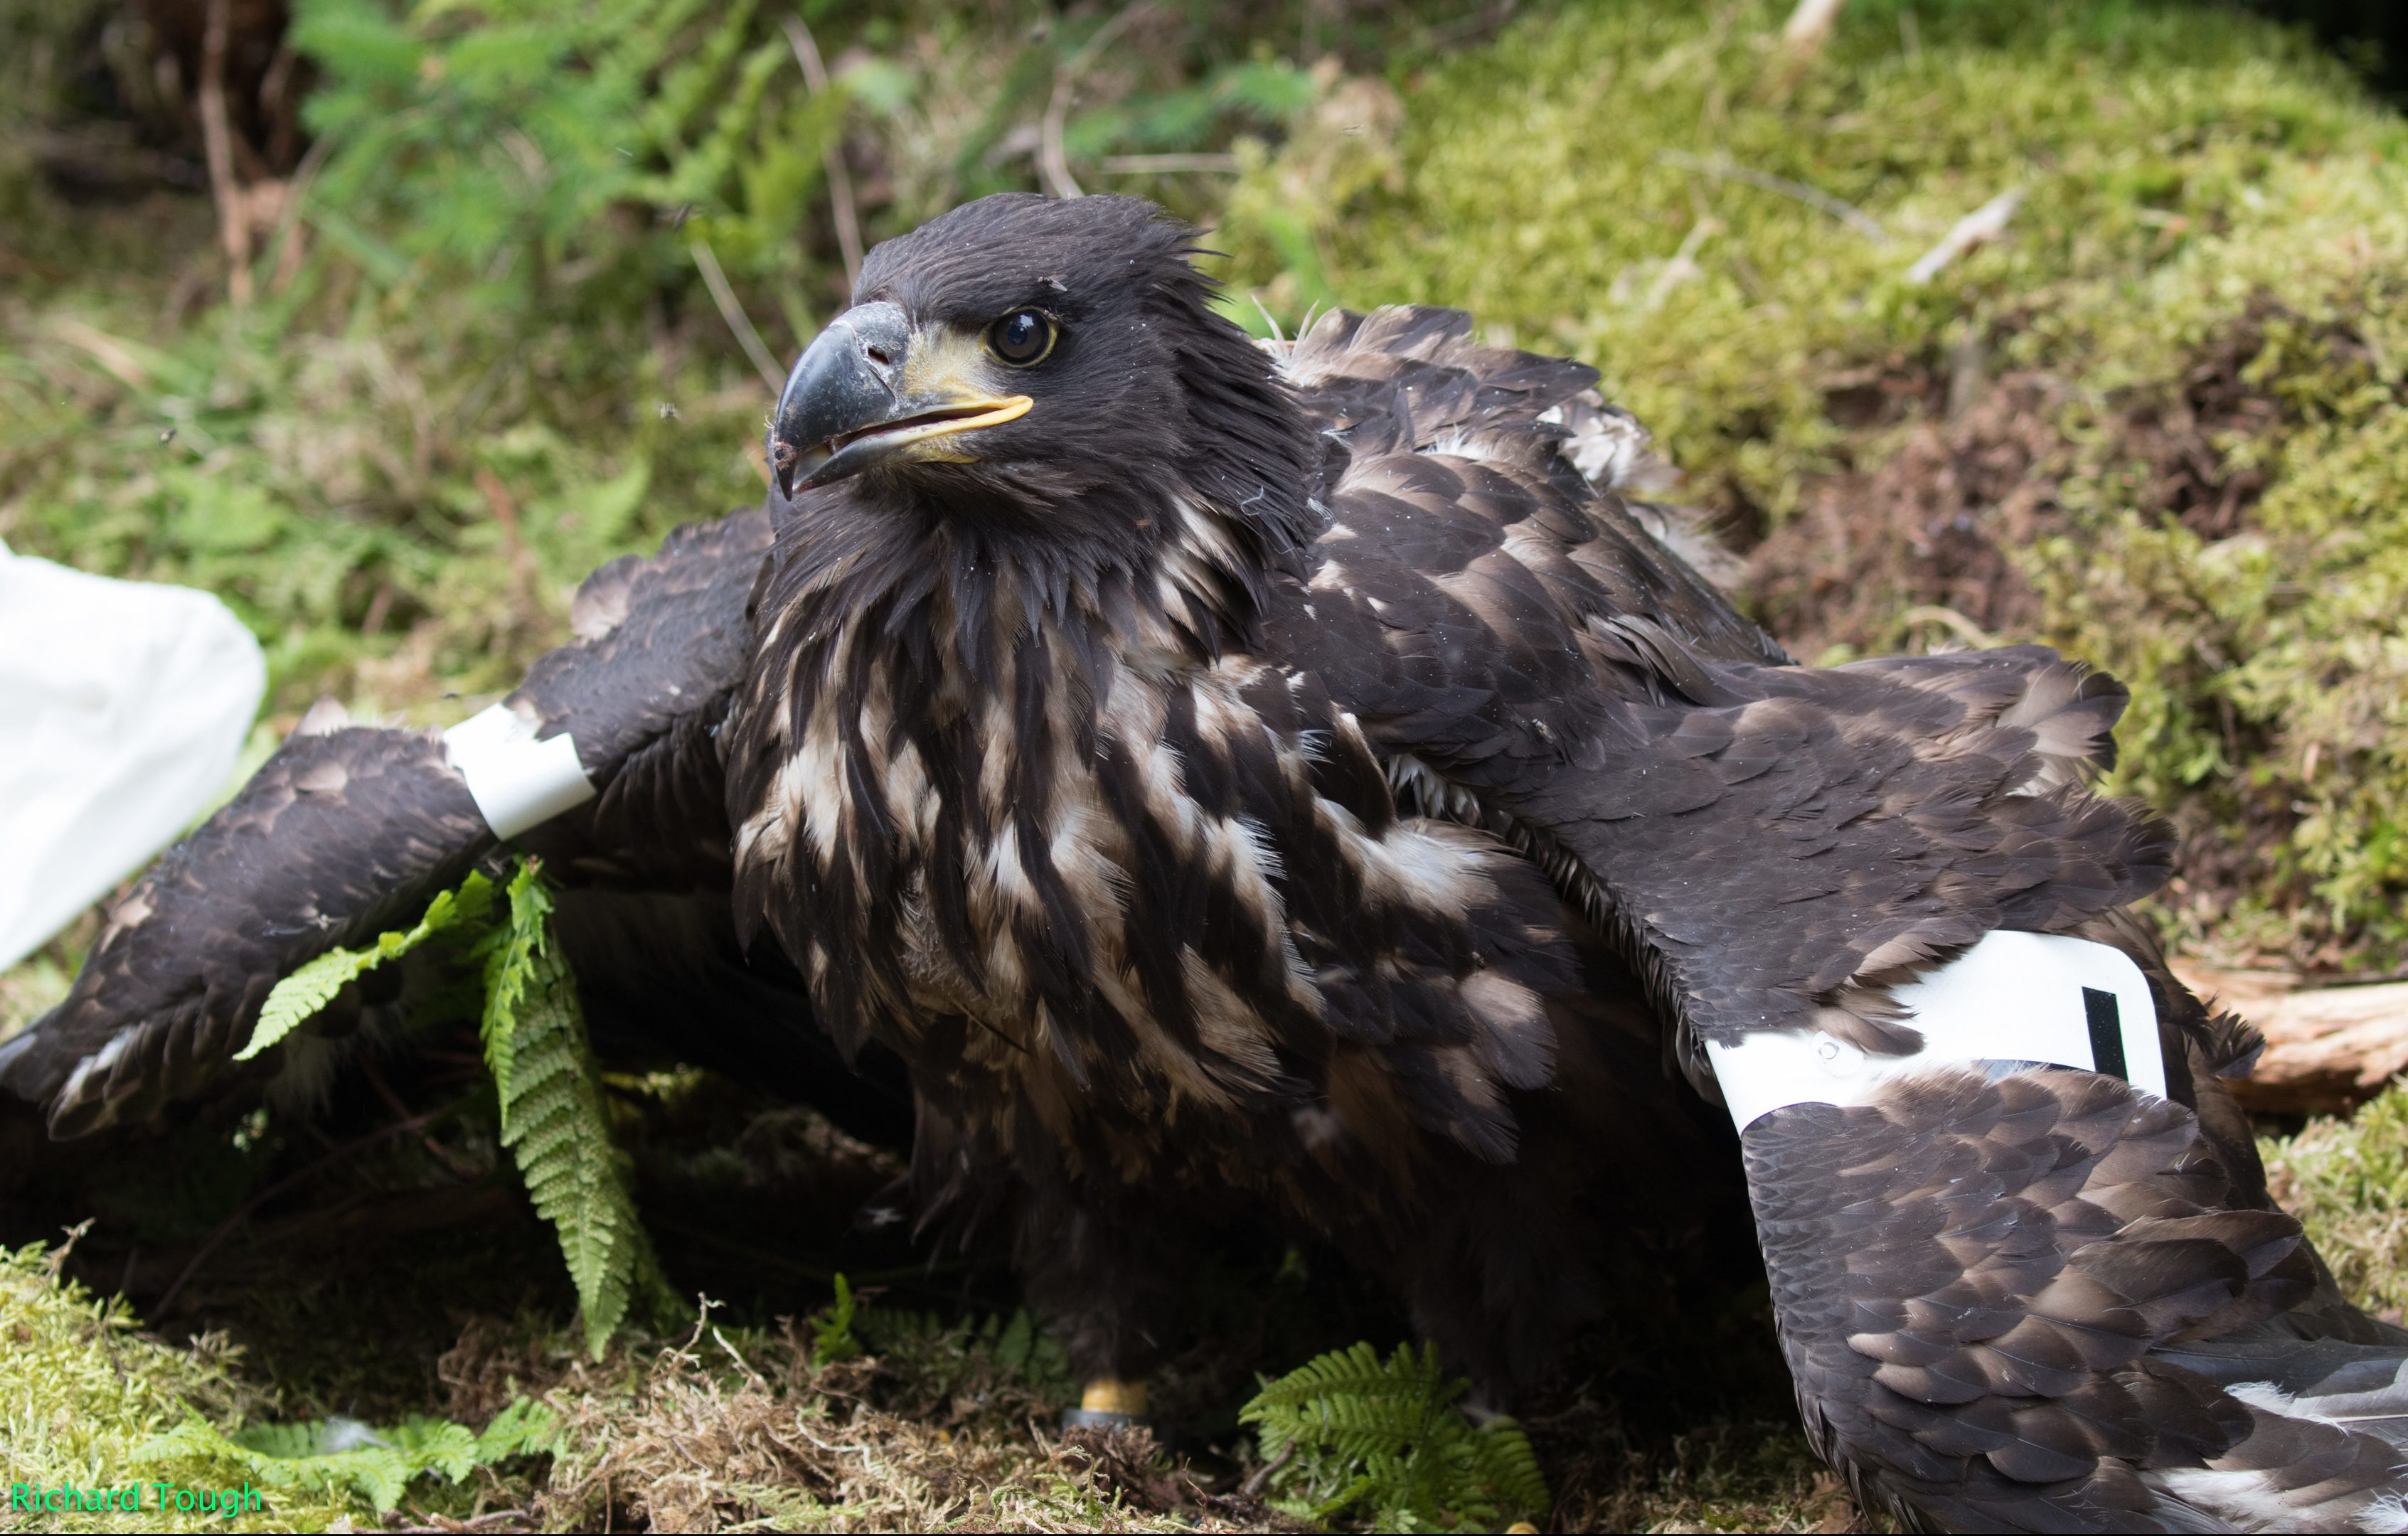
[[727, 476, 1309, 1057]]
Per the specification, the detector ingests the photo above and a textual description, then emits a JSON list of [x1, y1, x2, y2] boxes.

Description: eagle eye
[[986, 309, 1056, 368]]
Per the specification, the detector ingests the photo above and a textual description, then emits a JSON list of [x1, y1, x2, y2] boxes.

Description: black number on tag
[[2082, 988, 2128, 1081]]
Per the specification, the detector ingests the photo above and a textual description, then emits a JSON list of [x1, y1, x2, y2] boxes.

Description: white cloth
[[1705, 929, 2167, 1129], [0, 543, 265, 969]]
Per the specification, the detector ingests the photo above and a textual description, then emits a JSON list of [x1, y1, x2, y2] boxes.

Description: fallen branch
[[1040, 0, 1154, 200], [198, 0, 252, 305], [2175, 961, 2408, 1116], [1656, 149, 1887, 243], [690, 237, 787, 394], [1906, 188, 2025, 284], [781, 16, 863, 292]]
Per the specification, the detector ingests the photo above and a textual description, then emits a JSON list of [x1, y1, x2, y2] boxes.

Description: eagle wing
[[1, 508, 779, 1137], [1267, 306, 2162, 1078], [1754, 1064, 2408, 1532], [1267, 307, 2408, 1530]]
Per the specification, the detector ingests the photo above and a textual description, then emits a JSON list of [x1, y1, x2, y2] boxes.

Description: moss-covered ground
[[8, 0, 2408, 1530]]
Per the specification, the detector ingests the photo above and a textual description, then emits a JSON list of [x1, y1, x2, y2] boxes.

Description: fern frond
[[1469, 1413, 1551, 1520], [479, 859, 555, 1104], [811, 1271, 863, 1363], [483, 859, 668, 1357], [132, 1399, 553, 1517], [237, 871, 496, 1061], [240, 831, 667, 1366], [1242, 1339, 1550, 1532]]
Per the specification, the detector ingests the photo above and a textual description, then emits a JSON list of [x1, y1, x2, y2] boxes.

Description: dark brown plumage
[[13, 193, 2407, 1532], [718, 195, 2407, 1529], [0, 508, 909, 1148]]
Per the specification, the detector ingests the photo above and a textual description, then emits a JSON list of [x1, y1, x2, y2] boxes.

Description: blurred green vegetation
[[2266, 1079, 2408, 1323], [0, 0, 1335, 720], [1, 1239, 364, 1532]]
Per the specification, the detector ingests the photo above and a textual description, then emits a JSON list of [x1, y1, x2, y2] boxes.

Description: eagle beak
[[769, 300, 1033, 495]]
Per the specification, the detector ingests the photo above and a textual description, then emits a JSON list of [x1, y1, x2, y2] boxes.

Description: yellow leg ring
[[1080, 1377, 1149, 1416]]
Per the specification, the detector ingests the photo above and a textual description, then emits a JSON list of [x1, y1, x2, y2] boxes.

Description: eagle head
[[767, 193, 1319, 568]]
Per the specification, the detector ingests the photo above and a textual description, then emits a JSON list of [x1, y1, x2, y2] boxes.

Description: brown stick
[[1040, 1, 1154, 201], [474, 467, 536, 577], [689, 237, 787, 394], [262, 134, 333, 296], [1782, 0, 1847, 53], [2176, 961, 2408, 1116], [781, 16, 863, 292], [198, 0, 252, 306]]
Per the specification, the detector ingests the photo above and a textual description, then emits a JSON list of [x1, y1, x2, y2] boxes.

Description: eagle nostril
[[863, 343, 895, 368]]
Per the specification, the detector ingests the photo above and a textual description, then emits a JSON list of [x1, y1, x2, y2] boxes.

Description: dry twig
[[782, 16, 864, 292], [691, 236, 788, 393], [1656, 149, 1887, 243], [198, 0, 252, 304], [1040, 1, 1154, 200], [1781, 0, 1848, 55], [1905, 188, 2026, 284], [1899, 604, 1996, 650], [153, 1111, 441, 1316]]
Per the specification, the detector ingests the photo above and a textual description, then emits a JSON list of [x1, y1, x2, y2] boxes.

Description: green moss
[[2263, 1081, 2408, 1321], [0, 1241, 359, 1532], [1222, 0, 2408, 968]]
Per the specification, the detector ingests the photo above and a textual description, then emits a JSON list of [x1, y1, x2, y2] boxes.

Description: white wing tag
[[442, 703, 597, 841], [1705, 930, 2166, 1131]]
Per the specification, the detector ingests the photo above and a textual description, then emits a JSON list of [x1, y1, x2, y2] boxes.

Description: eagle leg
[[983, 1153, 1211, 1425]]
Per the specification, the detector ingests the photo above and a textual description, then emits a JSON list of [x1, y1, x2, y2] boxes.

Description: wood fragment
[[1906, 188, 2025, 284], [1783, 0, 1848, 53], [198, 0, 252, 305], [2175, 961, 2408, 1116], [782, 16, 863, 292]]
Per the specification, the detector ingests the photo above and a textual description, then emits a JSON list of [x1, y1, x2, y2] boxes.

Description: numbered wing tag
[[1705, 930, 2165, 1130], [442, 703, 595, 841]]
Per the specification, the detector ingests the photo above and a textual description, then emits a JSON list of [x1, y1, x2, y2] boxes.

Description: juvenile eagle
[[728, 194, 2408, 1530], [12, 193, 2408, 1532]]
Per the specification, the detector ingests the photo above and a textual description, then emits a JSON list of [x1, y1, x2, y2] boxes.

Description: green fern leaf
[[237, 870, 496, 1061], [483, 858, 668, 1357], [132, 1398, 552, 1518], [1242, 1339, 1549, 1532], [811, 1271, 863, 1363]]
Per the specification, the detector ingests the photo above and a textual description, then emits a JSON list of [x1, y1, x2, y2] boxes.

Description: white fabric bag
[[0, 542, 265, 970]]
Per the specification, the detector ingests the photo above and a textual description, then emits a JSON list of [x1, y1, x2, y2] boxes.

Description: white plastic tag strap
[[442, 703, 597, 841], [1705, 930, 2166, 1131]]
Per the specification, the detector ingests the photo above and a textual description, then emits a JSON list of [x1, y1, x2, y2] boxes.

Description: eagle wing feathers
[[3, 507, 777, 1135], [1268, 307, 2168, 1083], [1265, 306, 2404, 1532]]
